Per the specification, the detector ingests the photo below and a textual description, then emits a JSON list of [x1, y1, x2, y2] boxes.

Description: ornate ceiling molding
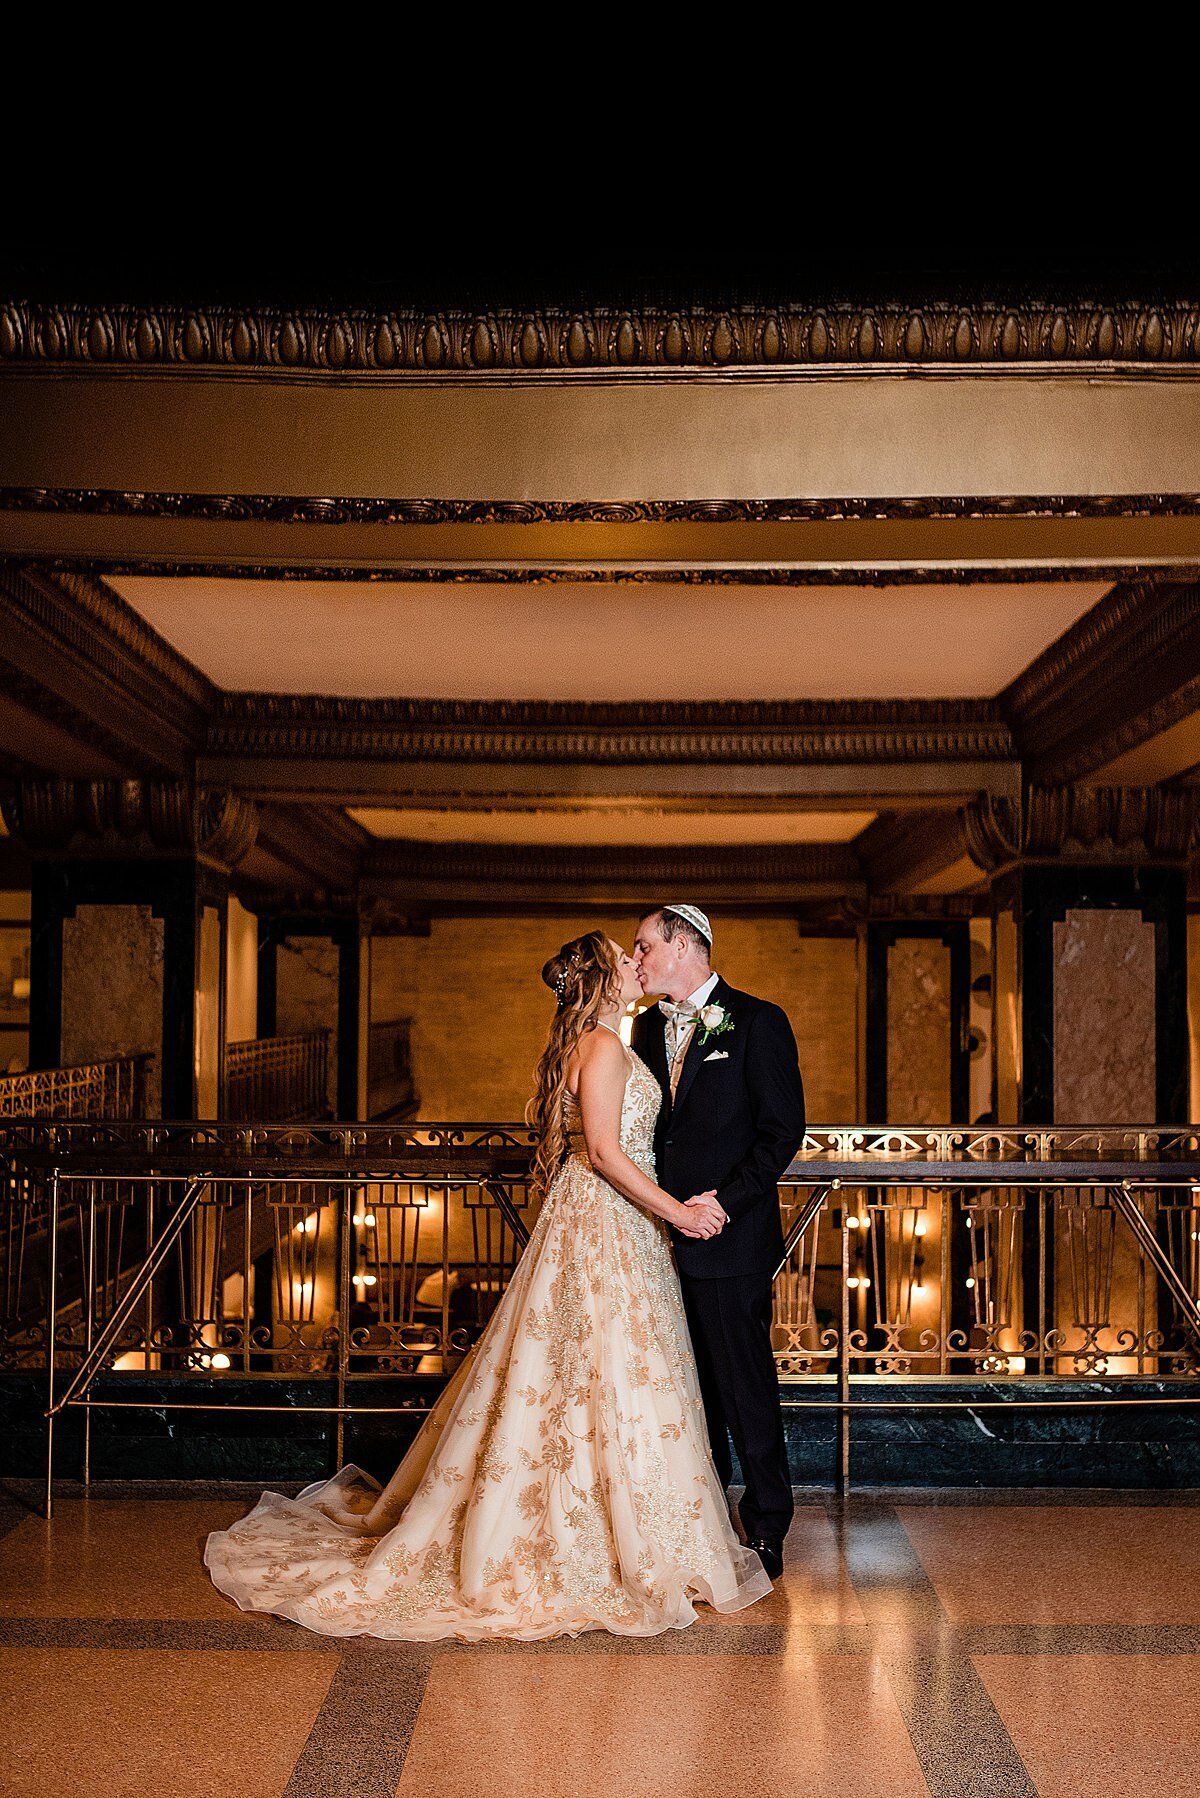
[[796, 892, 982, 929], [0, 777, 258, 866], [254, 802, 369, 890], [1001, 580, 1200, 780], [4, 490, 1199, 524], [208, 695, 1014, 768], [961, 785, 1199, 872], [361, 837, 862, 896], [36, 557, 1188, 589], [0, 563, 214, 774], [856, 810, 976, 893], [2, 301, 1199, 371]]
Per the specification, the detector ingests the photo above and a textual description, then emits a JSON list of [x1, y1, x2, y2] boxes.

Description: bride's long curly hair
[[526, 930, 623, 1198]]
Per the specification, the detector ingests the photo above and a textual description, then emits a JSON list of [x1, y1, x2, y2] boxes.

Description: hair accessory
[[553, 952, 583, 1003], [663, 903, 713, 946]]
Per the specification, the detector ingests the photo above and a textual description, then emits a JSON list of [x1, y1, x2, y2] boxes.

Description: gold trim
[[1003, 580, 1200, 780], [210, 694, 1014, 766], [31, 557, 1200, 589], [3, 489, 1199, 524], [3, 300, 1199, 370]]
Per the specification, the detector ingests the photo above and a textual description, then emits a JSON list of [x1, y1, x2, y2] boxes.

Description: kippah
[[662, 903, 713, 945]]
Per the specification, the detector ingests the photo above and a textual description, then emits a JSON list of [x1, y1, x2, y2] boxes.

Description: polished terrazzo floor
[[1, 1482, 1198, 1796]]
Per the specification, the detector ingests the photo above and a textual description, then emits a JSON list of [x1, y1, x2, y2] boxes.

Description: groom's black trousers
[[679, 1269, 794, 1545]]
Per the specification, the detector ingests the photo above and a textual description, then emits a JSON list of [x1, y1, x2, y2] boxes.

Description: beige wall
[[370, 914, 858, 1124], [0, 889, 31, 1073], [1189, 914, 1200, 1125], [225, 897, 258, 1043]]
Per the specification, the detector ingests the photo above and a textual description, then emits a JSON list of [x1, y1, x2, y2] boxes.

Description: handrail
[[225, 1031, 330, 1122], [46, 1177, 207, 1419], [1109, 1179, 1200, 1348], [12, 1121, 1200, 1518], [0, 1055, 153, 1121]]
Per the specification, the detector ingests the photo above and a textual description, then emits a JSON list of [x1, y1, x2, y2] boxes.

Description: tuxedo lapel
[[670, 977, 729, 1120], [638, 1004, 671, 1106]]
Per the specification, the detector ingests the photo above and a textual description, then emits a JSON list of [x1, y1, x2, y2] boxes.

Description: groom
[[632, 904, 805, 1578]]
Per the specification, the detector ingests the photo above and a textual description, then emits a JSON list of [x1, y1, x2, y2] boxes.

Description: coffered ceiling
[[2, 291, 1199, 909]]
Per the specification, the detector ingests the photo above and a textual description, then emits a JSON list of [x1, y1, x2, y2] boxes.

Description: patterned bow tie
[[658, 1000, 698, 1023]]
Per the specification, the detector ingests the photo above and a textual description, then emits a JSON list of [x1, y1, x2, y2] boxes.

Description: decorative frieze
[[0, 777, 258, 867], [1002, 580, 1200, 781], [961, 786, 1199, 873], [2, 301, 1198, 371], [209, 695, 1013, 768], [4, 490, 1199, 525]]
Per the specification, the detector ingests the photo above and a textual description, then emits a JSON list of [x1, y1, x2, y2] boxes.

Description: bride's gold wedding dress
[[204, 1033, 771, 1640]]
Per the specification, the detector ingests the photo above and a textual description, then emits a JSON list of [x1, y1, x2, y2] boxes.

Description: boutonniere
[[696, 1002, 734, 1046]]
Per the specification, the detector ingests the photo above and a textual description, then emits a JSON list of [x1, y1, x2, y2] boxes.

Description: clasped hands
[[677, 1189, 728, 1240]]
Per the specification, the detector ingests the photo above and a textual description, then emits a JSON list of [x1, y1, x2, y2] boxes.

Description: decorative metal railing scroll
[[225, 1032, 330, 1121], [0, 1056, 152, 1121], [5, 1120, 1200, 1389]]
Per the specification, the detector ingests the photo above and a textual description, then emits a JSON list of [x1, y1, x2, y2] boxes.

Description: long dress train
[[204, 1041, 772, 1640]]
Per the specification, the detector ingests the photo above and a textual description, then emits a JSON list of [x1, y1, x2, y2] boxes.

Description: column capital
[[0, 777, 258, 868], [961, 784, 1199, 877]]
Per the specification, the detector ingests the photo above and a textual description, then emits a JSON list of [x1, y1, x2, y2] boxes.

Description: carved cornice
[[209, 696, 1013, 767], [0, 653, 138, 772], [254, 803, 369, 889], [4, 490, 1200, 525], [361, 838, 862, 896], [796, 892, 982, 929], [0, 563, 214, 774], [2, 301, 1199, 371], [34, 557, 1200, 591], [961, 786, 1199, 872], [857, 810, 977, 893], [1002, 580, 1200, 780], [0, 777, 258, 866]]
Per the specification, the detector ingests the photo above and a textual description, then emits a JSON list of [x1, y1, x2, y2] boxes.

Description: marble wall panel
[[61, 903, 164, 1113], [1052, 907, 1157, 1371], [1053, 909, 1156, 1124], [885, 937, 951, 1127]]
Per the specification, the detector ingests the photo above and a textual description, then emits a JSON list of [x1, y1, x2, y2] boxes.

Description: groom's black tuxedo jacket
[[631, 977, 806, 1280]]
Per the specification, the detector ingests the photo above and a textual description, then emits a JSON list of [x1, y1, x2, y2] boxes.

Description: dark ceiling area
[[4, 230, 1199, 310]]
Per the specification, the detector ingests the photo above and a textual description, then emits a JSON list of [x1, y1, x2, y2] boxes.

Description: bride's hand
[[678, 1192, 726, 1238]]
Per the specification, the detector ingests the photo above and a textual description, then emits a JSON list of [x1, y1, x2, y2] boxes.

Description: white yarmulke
[[663, 903, 713, 945]]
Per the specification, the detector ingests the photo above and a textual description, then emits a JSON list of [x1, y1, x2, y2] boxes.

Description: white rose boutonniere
[[696, 1003, 734, 1045]]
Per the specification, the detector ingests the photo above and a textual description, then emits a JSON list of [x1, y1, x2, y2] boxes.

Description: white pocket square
[[704, 1049, 729, 1062]]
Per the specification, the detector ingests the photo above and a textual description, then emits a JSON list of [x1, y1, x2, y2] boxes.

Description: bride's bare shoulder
[[575, 1024, 627, 1061]]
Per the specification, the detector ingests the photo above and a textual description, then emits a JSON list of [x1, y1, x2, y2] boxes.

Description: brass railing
[[224, 1031, 330, 1121], [3, 1121, 1200, 1512], [0, 1055, 152, 1121]]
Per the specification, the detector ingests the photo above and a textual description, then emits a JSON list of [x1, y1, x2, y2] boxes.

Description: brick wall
[[370, 913, 859, 1123]]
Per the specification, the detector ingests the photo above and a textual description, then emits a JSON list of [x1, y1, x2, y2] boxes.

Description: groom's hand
[[679, 1190, 726, 1238]]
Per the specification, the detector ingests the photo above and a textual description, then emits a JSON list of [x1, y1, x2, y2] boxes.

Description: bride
[[205, 930, 772, 1640]]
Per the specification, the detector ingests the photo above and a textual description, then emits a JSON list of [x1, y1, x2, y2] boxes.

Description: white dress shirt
[[664, 970, 721, 1064]]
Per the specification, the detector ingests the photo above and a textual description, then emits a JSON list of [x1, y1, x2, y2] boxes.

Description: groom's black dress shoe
[[747, 1537, 784, 1580]]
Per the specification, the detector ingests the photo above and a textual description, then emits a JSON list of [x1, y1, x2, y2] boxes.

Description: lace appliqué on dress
[[204, 1044, 771, 1640]]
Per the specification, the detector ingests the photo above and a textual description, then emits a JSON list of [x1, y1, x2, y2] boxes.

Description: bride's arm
[[575, 1031, 722, 1237]]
